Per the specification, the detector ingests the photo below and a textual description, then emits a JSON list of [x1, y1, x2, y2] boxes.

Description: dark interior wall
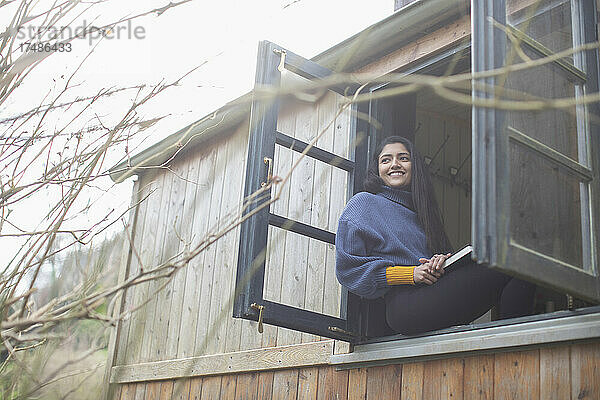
[[373, 93, 417, 143]]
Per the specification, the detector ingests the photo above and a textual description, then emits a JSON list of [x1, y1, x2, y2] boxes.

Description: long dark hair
[[364, 135, 453, 254]]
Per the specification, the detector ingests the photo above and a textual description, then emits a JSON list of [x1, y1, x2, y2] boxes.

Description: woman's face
[[378, 142, 412, 189]]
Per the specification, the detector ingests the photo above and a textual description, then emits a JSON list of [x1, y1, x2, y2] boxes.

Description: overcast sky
[[1, 0, 394, 267], [7, 0, 394, 141]]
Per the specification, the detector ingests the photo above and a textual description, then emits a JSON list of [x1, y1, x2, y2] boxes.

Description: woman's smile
[[378, 142, 412, 189]]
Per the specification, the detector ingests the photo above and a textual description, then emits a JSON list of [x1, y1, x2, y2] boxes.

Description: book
[[441, 245, 473, 270]]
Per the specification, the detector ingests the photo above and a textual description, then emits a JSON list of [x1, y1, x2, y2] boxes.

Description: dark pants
[[384, 262, 536, 335]]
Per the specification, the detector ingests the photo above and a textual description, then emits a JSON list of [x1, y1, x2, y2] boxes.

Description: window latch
[[251, 303, 265, 333], [273, 48, 286, 72], [328, 326, 358, 338], [261, 157, 273, 187]]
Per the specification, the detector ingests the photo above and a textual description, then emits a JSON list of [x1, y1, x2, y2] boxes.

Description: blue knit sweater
[[335, 186, 432, 299]]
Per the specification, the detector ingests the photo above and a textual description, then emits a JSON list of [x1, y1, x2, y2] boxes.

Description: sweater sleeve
[[386, 266, 415, 285], [335, 218, 415, 299]]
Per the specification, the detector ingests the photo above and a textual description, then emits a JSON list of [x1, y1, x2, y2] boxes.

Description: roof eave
[[108, 93, 251, 183]]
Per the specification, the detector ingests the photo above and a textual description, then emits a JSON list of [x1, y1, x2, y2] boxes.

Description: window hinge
[[567, 294, 574, 310], [251, 303, 265, 333]]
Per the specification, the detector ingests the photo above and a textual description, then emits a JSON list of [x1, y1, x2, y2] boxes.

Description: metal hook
[[251, 303, 264, 333], [274, 49, 287, 72], [261, 157, 273, 187]]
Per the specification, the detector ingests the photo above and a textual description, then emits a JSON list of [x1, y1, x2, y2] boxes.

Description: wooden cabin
[[105, 0, 600, 398]]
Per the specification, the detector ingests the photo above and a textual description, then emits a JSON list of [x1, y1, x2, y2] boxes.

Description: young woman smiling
[[335, 136, 535, 335]]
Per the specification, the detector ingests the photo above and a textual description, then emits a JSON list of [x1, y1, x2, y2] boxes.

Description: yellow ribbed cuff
[[386, 266, 416, 285]]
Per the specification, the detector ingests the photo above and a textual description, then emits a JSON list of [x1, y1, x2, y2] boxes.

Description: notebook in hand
[[441, 245, 473, 270]]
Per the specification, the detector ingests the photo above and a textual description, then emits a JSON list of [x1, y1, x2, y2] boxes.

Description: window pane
[[509, 140, 583, 268], [277, 76, 353, 160], [507, 0, 573, 58], [503, 46, 579, 160], [270, 145, 348, 232], [264, 226, 341, 318]]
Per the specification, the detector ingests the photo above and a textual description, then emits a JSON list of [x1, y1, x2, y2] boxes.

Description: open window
[[236, 0, 600, 345], [472, 0, 600, 302], [233, 41, 367, 341]]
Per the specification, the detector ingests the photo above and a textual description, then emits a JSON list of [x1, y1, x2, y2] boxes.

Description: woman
[[335, 136, 534, 335]]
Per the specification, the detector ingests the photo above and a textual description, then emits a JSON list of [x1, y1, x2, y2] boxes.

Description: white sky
[[8, 0, 393, 136], [1, 0, 394, 267]]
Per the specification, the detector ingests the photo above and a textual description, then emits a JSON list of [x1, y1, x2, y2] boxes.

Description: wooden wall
[[111, 341, 600, 400], [112, 120, 251, 368], [111, 82, 353, 371]]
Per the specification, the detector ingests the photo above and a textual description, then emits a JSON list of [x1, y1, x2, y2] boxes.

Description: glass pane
[[264, 226, 341, 318], [503, 45, 579, 160], [507, 0, 573, 58], [509, 140, 583, 268]]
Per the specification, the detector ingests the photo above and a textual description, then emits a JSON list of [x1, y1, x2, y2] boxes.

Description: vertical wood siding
[[112, 342, 600, 400], [112, 85, 352, 367], [113, 123, 250, 365]]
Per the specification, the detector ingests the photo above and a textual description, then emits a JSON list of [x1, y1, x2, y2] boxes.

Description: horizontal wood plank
[[111, 341, 334, 383]]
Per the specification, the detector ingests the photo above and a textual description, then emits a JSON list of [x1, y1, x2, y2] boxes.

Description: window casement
[[472, 0, 600, 302], [233, 41, 367, 341]]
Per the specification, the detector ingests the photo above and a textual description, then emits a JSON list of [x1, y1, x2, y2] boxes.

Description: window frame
[[233, 40, 367, 342], [331, 305, 600, 368]]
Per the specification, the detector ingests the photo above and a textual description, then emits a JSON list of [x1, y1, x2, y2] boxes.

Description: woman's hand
[[413, 264, 440, 285], [413, 253, 452, 285], [420, 253, 452, 272]]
